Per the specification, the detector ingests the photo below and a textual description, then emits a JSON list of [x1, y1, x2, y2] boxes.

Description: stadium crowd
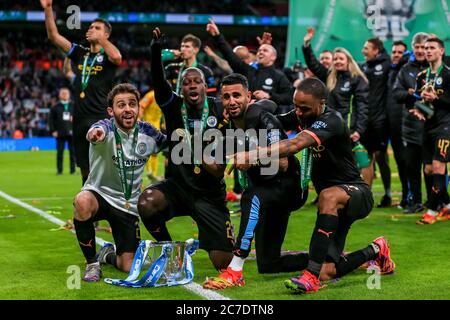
[[0, 28, 287, 138], [0, 0, 286, 15]]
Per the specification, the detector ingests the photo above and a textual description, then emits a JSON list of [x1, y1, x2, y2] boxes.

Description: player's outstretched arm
[[40, 0, 72, 53], [231, 131, 316, 171], [87, 127, 106, 144]]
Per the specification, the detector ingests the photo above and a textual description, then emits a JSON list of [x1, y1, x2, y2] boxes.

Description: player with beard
[[73, 83, 166, 282], [41, 0, 121, 185], [230, 78, 395, 294], [137, 28, 234, 270], [203, 74, 308, 290]]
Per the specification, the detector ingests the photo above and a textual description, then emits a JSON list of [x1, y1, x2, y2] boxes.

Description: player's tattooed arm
[[231, 131, 316, 171], [267, 131, 316, 158]]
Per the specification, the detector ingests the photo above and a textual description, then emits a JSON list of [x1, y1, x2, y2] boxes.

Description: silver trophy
[[414, 81, 435, 119]]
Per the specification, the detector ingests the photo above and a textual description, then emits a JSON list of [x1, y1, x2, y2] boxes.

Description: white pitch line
[[0, 189, 230, 300], [18, 197, 74, 201]]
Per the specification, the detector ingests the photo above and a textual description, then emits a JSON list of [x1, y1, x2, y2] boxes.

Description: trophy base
[[414, 101, 434, 119]]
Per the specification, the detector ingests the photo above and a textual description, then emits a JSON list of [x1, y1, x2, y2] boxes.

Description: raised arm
[[97, 37, 122, 66], [204, 45, 233, 74], [40, 0, 72, 53], [206, 20, 252, 76], [302, 28, 328, 82], [150, 27, 176, 107]]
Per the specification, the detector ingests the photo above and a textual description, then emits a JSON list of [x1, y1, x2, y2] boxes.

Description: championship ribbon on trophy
[[104, 239, 199, 288]]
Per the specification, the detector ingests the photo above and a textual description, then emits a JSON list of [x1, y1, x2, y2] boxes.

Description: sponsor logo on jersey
[[311, 121, 327, 129]]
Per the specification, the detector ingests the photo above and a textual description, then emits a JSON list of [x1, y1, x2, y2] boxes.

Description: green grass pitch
[[0, 150, 449, 300]]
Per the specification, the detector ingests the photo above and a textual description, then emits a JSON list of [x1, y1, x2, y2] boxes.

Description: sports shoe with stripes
[[82, 262, 102, 282], [416, 212, 437, 225], [284, 270, 320, 294], [436, 207, 450, 221], [203, 267, 245, 290], [372, 237, 395, 275]]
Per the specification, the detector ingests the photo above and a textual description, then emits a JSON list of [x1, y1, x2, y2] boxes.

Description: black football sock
[[307, 214, 338, 278], [424, 173, 433, 205], [140, 213, 172, 241], [335, 246, 377, 278], [74, 218, 97, 264], [279, 252, 309, 273], [105, 253, 118, 269], [435, 174, 450, 204]]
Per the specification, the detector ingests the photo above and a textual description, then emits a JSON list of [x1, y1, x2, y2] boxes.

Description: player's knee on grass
[[116, 252, 134, 273], [73, 191, 97, 221], [209, 250, 233, 270]]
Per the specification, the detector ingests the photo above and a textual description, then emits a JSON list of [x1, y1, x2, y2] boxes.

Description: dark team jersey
[[229, 99, 298, 185], [415, 63, 450, 136], [67, 43, 118, 120], [151, 37, 228, 196], [280, 107, 365, 193]]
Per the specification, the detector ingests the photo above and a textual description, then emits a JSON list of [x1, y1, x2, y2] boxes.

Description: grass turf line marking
[[0, 189, 230, 301]]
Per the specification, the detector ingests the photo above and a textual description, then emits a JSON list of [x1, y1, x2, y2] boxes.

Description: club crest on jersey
[[341, 81, 351, 91], [435, 77, 443, 86], [206, 115, 217, 127], [374, 64, 384, 75], [97, 55, 104, 63], [137, 142, 147, 155]]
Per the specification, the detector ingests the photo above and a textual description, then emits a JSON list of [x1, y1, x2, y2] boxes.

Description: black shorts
[[235, 175, 308, 261], [73, 117, 103, 170], [146, 179, 234, 252], [360, 123, 389, 153], [326, 183, 373, 263], [422, 132, 450, 164], [91, 191, 141, 255]]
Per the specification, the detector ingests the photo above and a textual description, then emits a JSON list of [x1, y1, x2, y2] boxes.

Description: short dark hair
[[107, 83, 140, 107], [182, 34, 201, 48], [426, 37, 445, 49], [93, 18, 112, 35], [181, 67, 206, 82], [367, 38, 385, 52], [393, 40, 407, 50], [296, 77, 327, 100], [220, 73, 249, 90]]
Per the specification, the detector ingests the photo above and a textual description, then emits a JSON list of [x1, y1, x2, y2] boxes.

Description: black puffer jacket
[[212, 34, 293, 107], [386, 56, 409, 136], [302, 45, 369, 135], [360, 51, 391, 127], [393, 58, 429, 145]]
